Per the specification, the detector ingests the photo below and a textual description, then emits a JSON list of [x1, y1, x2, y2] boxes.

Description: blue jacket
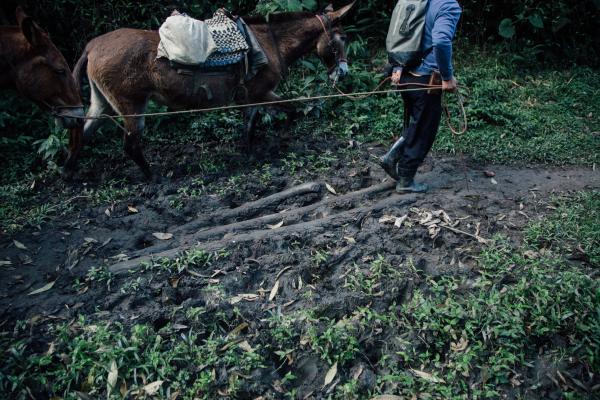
[[413, 0, 462, 80]]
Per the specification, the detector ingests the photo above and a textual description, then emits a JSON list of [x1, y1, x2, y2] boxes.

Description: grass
[[324, 46, 600, 166]]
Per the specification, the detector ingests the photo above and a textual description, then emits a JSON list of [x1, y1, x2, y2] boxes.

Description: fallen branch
[[439, 224, 489, 244], [187, 180, 397, 241], [109, 193, 416, 275], [173, 181, 324, 234], [121, 180, 397, 262]]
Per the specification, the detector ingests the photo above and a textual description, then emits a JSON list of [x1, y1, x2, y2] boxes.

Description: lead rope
[[332, 77, 468, 135]]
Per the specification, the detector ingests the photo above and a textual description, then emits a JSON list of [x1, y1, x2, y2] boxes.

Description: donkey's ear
[[16, 8, 46, 47], [324, 4, 334, 12], [328, 1, 356, 22], [15, 6, 28, 26]]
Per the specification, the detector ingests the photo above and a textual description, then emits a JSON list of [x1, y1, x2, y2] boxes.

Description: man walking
[[380, 0, 462, 193]]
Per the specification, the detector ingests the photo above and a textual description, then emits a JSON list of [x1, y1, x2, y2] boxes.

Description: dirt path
[[1, 149, 598, 324]]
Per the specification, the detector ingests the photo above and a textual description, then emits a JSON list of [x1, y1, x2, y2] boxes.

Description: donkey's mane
[[242, 11, 315, 25]]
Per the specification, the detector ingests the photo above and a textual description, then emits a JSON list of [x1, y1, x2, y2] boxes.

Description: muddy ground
[[1, 129, 599, 398]]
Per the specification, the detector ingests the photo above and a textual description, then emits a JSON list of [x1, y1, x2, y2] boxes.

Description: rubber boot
[[396, 176, 429, 193], [379, 136, 405, 180]]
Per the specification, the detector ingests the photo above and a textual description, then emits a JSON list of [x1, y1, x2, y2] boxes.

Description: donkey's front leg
[[243, 106, 260, 148], [261, 91, 297, 138]]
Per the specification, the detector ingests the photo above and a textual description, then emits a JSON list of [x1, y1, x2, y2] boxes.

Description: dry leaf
[[74, 391, 93, 400], [229, 293, 259, 304], [238, 340, 254, 353], [13, 240, 27, 250], [323, 362, 338, 387], [111, 253, 129, 261], [153, 232, 173, 240], [269, 279, 280, 302], [490, 178, 498, 185], [394, 215, 408, 228], [107, 360, 118, 398], [411, 369, 445, 383], [451, 337, 469, 353], [325, 183, 337, 195], [378, 215, 397, 224], [351, 364, 364, 380], [276, 266, 293, 280], [104, 208, 111, 217], [267, 220, 284, 230], [484, 170, 496, 178], [344, 236, 356, 244], [28, 281, 56, 296], [168, 277, 180, 288], [228, 322, 249, 338], [46, 342, 56, 356], [370, 396, 404, 400], [0, 260, 12, 267], [523, 250, 539, 259], [143, 380, 163, 395], [127, 205, 139, 214]]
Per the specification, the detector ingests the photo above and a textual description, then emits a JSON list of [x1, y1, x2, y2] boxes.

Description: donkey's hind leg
[[83, 80, 113, 143], [119, 99, 152, 179]]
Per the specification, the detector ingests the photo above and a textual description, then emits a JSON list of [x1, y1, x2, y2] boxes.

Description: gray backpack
[[386, 0, 429, 68]]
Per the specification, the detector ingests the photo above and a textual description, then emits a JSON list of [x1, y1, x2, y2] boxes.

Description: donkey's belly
[[153, 62, 242, 110]]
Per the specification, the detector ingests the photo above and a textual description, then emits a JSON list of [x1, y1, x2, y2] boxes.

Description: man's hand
[[442, 77, 458, 93], [391, 69, 402, 85]]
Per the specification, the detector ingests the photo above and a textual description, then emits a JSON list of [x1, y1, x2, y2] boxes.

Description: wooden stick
[[439, 224, 489, 244]]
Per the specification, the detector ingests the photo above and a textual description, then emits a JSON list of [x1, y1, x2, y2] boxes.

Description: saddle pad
[[204, 9, 249, 67]]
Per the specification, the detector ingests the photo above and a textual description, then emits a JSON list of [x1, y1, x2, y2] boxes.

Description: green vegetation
[[326, 47, 600, 165], [0, 317, 265, 399]]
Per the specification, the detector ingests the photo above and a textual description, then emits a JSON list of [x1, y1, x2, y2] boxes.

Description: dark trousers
[[396, 73, 442, 179]]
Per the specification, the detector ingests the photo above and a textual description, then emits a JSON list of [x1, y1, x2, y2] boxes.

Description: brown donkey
[[0, 7, 84, 170], [73, 3, 354, 178]]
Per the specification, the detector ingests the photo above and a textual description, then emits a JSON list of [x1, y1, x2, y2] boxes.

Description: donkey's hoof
[[143, 168, 162, 184]]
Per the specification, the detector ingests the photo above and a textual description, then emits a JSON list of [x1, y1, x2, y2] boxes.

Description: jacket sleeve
[[432, 3, 461, 80]]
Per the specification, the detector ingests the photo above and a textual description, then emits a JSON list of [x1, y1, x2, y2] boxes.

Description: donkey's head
[[12, 7, 83, 128], [315, 2, 354, 83]]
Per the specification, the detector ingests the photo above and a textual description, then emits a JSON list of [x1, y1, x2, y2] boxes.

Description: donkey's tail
[[72, 48, 88, 95]]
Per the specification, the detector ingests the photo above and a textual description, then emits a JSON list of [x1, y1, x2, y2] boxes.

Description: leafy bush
[[2, 0, 598, 64]]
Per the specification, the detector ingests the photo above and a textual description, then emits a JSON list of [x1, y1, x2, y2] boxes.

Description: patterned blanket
[[204, 9, 249, 67]]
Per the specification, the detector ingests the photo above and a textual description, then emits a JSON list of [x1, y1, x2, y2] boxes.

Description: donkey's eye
[[54, 68, 67, 75]]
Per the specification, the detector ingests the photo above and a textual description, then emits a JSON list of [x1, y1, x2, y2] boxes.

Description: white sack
[[157, 13, 217, 65]]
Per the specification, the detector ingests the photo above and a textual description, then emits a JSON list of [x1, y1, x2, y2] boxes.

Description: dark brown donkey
[[0, 7, 84, 170], [73, 3, 354, 178]]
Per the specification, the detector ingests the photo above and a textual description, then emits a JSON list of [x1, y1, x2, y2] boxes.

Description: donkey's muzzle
[[329, 61, 349, 82], [55, 107, 85, 129]]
